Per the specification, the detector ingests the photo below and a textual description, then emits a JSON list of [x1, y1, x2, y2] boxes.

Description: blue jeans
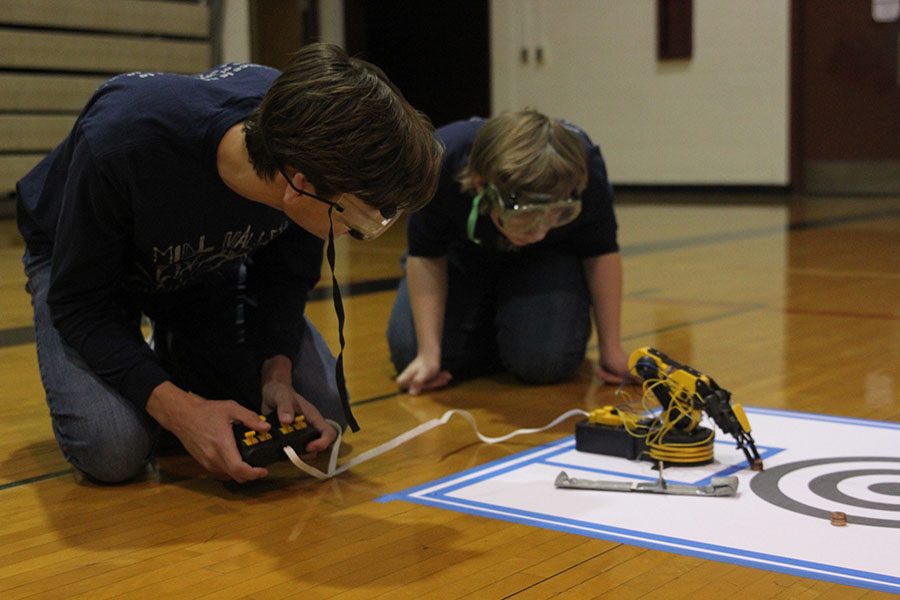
[[23, 250, 345, 483], [387, 249, 591, 384]]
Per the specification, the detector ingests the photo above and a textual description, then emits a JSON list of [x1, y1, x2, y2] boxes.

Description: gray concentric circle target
[[869, 482, 900, 496], [750, 456, 900, 528]]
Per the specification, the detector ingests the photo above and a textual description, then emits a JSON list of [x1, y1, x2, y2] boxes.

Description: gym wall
[[0, 0, 215, 217]]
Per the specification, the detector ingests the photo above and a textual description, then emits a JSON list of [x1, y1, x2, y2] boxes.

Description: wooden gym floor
[[0, 190, 897, 599]]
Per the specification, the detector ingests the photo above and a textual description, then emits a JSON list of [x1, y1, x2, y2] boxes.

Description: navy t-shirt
[[16, 64, 324, 409], [406, 117, 619, 259]]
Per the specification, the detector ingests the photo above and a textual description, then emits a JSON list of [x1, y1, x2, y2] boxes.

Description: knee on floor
[[61, 427, 154, 484], [501, 349, 583, 384]]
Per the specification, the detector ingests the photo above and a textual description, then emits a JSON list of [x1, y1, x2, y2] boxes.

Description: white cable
[[283, 408, 589, 480]]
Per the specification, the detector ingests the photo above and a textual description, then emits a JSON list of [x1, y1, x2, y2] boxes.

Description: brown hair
[[244, 43, 442, 212], [458, 109, 588, 201]]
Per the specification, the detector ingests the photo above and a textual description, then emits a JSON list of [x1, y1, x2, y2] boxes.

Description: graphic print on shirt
[[104, 63, 269, 89], [137, 222, 290, 292]]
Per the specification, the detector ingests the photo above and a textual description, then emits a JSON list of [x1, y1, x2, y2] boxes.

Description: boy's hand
[[147, 382, 269, 482], [262, 379, 338, 455], [396, 354, 452, 395], [595, 346, 636, 385]]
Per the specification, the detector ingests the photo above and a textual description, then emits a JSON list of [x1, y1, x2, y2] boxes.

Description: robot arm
[[628, 347, 763, 469]]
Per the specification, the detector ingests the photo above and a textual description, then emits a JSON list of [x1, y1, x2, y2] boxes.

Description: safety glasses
[[487, 185, 582, 236], [278, 166, 401, 240]]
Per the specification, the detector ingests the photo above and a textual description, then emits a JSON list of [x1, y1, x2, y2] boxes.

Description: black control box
[[234, 413, 321, 467], [575, 420, 646, 460]]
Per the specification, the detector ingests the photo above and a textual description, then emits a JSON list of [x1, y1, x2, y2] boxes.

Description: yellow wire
[[615, 369, 715, 464]]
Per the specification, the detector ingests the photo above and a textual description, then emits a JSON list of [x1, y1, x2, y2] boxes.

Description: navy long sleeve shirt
[[16, 64, 323, 410]]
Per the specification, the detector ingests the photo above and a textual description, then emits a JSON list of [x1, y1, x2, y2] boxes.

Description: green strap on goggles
[[467, 190, 484, 245]]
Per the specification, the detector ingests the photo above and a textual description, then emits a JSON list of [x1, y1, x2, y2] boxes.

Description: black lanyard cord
[[326, 206, 360, 432]]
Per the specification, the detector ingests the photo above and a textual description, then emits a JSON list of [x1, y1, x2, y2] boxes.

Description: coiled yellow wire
[[609, 371, 715, 464]]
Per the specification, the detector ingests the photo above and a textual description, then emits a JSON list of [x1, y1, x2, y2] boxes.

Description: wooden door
[[343, 0, 490, 129], [249, 0, 316, 69], [793, 0, 900, 194]]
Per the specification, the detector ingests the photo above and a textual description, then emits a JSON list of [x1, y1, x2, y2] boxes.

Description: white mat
[[380, 407, 900, 594]]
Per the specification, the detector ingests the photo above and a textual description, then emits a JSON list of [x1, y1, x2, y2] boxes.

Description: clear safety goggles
[[280, 167, 401, 240], [486, 185, 582, 236]]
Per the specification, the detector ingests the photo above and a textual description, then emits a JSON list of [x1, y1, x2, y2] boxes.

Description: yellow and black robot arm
[[701, 387, 762, 467], [628, 347, 762, 469]]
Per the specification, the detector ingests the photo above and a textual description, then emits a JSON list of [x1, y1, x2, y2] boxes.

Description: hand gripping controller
[[234, 413, 321, 467]]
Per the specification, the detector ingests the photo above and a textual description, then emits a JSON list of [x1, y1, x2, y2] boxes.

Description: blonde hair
[[458, 109, 588, 201]]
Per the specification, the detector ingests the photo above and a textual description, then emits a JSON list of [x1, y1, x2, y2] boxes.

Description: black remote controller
[[234, 413, 321, 467]]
